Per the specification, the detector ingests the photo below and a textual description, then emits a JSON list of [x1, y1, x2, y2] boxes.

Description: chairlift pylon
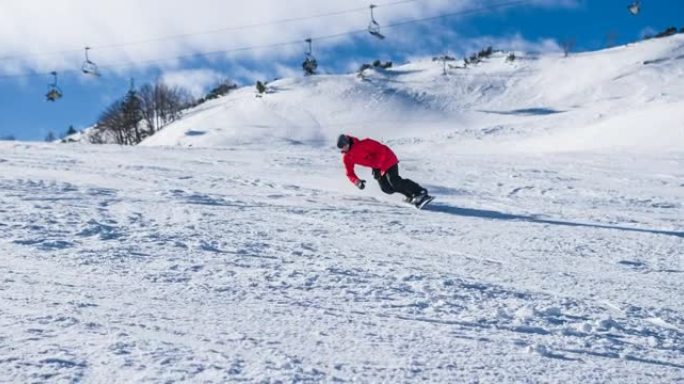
[[81, 47, 101, 77], [45, 71, 63, 102], [628, 1, 640, 15], [368, 4, 386, 40], [302, 38, 318, 75]]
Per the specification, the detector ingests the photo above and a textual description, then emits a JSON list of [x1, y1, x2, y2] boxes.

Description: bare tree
[[139, 83, 157, 136], [87, 125, 110, 144], [157, 83, 190, 126], [97, 99, 129, 145], [92, 79, 196, 145], [122, 88, 144, 144], [140, 81, 195, 135]]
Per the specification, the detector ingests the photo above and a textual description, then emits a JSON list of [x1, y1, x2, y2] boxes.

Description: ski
[[414, 195, 435, 210]]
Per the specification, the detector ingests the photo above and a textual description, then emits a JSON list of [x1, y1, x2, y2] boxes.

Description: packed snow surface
[[2, 35, 683, 383]]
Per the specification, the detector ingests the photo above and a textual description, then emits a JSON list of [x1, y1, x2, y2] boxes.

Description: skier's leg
[[385, 165, 425, 198], [376, 174, 395, 194], [384, 172, 411, 201]]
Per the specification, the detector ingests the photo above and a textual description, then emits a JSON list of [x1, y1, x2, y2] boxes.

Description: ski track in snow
[[0, 142, 682, 383]]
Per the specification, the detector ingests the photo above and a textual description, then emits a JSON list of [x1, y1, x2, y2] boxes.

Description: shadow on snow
[[479, 107, 564, 116], [425, 202, 684, 238]]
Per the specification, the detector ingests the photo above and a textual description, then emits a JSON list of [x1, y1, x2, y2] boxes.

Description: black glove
[[372, 168, 381, 180], [355, 180, 366, 190]]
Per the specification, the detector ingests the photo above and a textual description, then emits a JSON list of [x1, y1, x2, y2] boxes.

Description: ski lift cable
[[382, 0, 534, 31], [101, 0, 536, 69], [0, 0, 534, 79], [1, 0, 533, 76], [95, 0, 418, 51], [0, 0, 418, 63]]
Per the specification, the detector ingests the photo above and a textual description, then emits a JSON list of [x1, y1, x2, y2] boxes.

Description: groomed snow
[[1, 35, 683, 383]]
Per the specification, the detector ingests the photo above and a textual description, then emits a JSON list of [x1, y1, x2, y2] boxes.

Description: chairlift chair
[[45, 71, 63, 102], [368, 5, 385, 40], [81, 47, 101, 77], [628, 1, 640, 15], [302, 38, 318, 75]]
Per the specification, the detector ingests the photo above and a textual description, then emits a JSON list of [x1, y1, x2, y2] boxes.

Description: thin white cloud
[[272, 64, 300, 81], [0, 0, 577, 76], [459, 33, 563, 55], [160, 69, 227, 98]]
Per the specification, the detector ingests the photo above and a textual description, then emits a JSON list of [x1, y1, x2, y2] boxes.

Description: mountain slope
[[141, 34, 684, 152]]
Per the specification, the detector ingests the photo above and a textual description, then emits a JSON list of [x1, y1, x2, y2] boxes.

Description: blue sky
[[0, 0, 681, 141]]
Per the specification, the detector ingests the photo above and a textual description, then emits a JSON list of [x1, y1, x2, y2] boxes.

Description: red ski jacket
[[342, 136, 399, 184]]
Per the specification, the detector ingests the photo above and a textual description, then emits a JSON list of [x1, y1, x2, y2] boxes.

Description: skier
[[337, 134, 433, 208]]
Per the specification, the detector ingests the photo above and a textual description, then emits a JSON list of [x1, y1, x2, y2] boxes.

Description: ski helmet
[[337, 134, 351, 149]]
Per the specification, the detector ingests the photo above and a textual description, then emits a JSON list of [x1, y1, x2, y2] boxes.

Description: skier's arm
[[343, 156, 360, 184]]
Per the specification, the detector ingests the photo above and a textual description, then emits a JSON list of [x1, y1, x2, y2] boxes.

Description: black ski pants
[[374, 164, 425, 198]]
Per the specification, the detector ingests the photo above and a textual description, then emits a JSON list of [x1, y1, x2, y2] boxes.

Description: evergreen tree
[[478, 46, 494, 59], [655, 27, 677, 38], [256, 81, 267, 95], [205, 80, 238, 100]]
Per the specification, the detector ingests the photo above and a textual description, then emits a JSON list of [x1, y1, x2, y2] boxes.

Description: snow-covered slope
[[1, 36, 683, 383], [1, 140, 682, 383], [141, 35, 684, 153]]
